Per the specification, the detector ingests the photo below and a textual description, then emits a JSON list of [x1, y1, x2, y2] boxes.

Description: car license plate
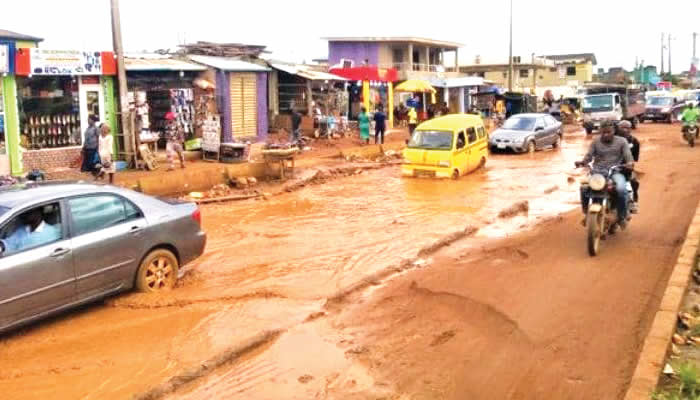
[[497, 143, 506, 149], [414, 169, 436, 177]]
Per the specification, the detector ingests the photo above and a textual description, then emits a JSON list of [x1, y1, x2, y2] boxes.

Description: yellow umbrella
[[395, 79, 437, 104]]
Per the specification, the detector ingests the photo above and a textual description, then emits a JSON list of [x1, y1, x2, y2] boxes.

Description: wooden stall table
[[262, 147, 299, 180]]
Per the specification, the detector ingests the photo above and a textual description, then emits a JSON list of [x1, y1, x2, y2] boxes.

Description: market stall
[[12, 48, 118, 173], [329, 66, 398, 128], [395, 79, 437, 121]]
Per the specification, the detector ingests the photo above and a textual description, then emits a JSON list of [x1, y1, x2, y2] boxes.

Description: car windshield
[[408, 130, 453, 150], [648, 97, 673, 106], [0, 206, 8, 219], [502, 117, 535, 131], [583, 95, 614, 112]]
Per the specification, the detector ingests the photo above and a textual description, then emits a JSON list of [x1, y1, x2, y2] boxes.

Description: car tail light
[[192, 208, 202, 225]]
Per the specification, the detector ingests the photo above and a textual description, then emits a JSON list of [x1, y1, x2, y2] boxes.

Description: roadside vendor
[[164, 112, 186, 171]]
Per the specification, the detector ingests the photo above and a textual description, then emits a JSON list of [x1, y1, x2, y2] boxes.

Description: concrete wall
[[378, 44, 394, 67], [328, 42, 379, 66]]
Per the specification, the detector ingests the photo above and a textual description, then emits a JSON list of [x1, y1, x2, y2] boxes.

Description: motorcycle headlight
[[662, 107, 671, 113], [589, 174, 606, 191]]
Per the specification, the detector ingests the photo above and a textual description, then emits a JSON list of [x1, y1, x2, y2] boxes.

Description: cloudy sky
[[3, 0, 698, 73]]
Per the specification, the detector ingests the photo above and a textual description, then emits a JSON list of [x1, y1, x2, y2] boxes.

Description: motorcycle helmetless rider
[[575, 121, 634, 229], [681, 102, 699, 136]]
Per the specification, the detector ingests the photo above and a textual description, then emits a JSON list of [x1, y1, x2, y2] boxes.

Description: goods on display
[[201, 115, 221, 152], [17, 76, 81, 150]]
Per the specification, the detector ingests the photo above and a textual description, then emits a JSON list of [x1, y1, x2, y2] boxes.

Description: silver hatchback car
[[0, 182, 206, 333]]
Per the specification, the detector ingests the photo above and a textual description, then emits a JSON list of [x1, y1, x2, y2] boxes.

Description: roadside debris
[[498, 201, 530, 219]]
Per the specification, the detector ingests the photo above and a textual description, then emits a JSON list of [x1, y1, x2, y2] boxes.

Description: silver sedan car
[[489, 113, 563, 153], [0, 182, 206, 333]]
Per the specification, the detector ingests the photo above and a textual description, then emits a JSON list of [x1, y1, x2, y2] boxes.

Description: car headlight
[[438, 160, 450, 168], [589, 174, 606, 191]]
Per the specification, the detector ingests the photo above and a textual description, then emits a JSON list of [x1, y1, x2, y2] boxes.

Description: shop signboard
[[29, 49, 103, 75], [0, 44, 9, 74]]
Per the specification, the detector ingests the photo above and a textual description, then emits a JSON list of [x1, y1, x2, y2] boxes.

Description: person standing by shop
[[291, 108, 302, 145], [408, 106, 418, 135], [81, 115, 100, 173], [97, 124, 115, 184], [373, 106, 387, 144], [358, 106, 370, 144], [165, 112, 186, 171]]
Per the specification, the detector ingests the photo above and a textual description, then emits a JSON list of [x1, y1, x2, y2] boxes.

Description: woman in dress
[[97, 124, 115, 184], [358, 106, 370, 144]]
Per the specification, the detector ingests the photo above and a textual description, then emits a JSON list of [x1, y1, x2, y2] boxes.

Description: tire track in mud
[[105, 290, 287, 310]]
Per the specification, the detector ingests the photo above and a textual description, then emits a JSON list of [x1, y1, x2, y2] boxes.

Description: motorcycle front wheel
[[587, 212, 602, 256]]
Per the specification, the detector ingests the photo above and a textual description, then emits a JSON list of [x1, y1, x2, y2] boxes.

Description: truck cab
[[582, 93, 622, 134]]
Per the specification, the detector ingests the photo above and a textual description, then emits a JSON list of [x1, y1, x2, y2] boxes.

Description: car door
[[453, 131, 468, 174], [466, 126, 478, 171], [0, 202, 76, 329], [534, 117, 547, 148], [544, 115, 560, 145], [68, 194, 147, 300]]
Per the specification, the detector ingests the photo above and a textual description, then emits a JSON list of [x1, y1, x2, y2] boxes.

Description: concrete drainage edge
[[130, 329, 284, 400], [623, 200, 700, 400]]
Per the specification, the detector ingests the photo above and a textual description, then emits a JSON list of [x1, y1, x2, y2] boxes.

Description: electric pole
[[110, 0, 134, 163], [668, 34, 673, 76], [508, 0, 513, 92], [660, 33, 665, 75]]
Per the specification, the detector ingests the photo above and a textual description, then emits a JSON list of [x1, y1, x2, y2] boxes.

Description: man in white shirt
[[0, 208, 61, 255]]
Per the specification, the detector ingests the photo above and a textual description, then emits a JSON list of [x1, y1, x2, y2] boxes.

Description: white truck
[[581, 85, 646, 135]]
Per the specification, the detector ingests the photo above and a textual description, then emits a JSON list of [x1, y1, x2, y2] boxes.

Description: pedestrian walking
[[291, 108, 302, 145], [358, 106, 370, 144], [81, 115, 100, 173], [373, 106, 387, 144], [408, 106, 418, 135], [164, 112, 185, 171], [97, 124, 115, 184]]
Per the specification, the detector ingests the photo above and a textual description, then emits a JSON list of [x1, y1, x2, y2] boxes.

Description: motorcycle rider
[[680, 102, 699, 138], [615, 120, 640, 213], [575, 120, 634, 229]]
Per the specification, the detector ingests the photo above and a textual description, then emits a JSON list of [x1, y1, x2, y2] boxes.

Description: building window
[[519, 69, 529, 78], [567, 66, 577, 76], [502, 72, 507, 78], [16, 76, 82, 150], [392, 48, 404, 63], [512, 56, 521, 64], [477, 72, 485, 78]]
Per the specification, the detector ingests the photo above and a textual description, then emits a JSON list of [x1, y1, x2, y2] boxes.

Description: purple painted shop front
[[328, 42, 379, 67], [256, 72, 268, 141], [215, 70, 232, 142]]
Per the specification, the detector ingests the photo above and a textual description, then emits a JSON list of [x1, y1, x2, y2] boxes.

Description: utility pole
[[532, 52, 536, 93], [507, 0, 513, 92], [660, 33, 665, 75], [110, 0, 134, 163], [694, 32, 697, 59], [668, 34, 673, 76]]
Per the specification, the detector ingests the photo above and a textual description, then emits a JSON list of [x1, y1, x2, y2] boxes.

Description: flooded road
[[0, 128, 592, 399], [164, 123, 700, 400]]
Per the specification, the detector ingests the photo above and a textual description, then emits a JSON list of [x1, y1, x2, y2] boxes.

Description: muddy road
[[0, 124, 689, 399], [164, 123, 700, 400]]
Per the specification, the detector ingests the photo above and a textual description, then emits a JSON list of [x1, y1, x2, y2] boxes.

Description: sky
[[2, 0, 699, 74]]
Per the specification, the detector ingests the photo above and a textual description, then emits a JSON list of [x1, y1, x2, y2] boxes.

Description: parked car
[[642, 96, 685, 123], [0, 182, 206, 333], [489, 113, 563, 153]]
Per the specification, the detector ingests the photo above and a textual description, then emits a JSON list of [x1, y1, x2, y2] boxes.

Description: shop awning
[[269, 62, 347, 81], [125, 54, 207, 71], [430, 76, 485, 88], [329, 66, 398, 82], [188, 55, 270, 72]]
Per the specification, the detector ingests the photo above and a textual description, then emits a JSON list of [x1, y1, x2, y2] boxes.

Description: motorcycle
[[682, 122, 698, 147], [579, 164, 634, 256]]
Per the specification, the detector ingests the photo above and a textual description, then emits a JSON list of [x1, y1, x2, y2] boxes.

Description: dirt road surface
[[0, 123, 696, 399], [164, 123, 700, 400]]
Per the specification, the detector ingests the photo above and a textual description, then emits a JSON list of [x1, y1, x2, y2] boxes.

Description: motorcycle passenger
[[681, 103, 700, 137], [575, 121, 634, 229], [615, 120, 640, 213]]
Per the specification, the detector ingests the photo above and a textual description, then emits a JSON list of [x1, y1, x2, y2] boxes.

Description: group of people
[[80, 111, 186, 182]]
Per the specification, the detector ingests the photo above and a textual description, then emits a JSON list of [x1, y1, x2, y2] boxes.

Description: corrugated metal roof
[[0, 29, 43, 42], [269, 62, 347, 81], [125, 55, 207, 71], [188, 55, 270, 72], [322, 37, 462, 48]]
